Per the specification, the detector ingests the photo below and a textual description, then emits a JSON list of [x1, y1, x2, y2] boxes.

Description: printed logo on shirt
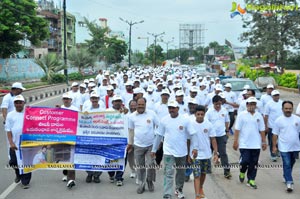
[[184, 108, 187, 112], [221, 114, 225, 117], [204, 129, 208, 133], [295, 122, 298, 126], [147, 119, 151, 124], [179, 126, 184, 130], [257, 119, 260, 122]]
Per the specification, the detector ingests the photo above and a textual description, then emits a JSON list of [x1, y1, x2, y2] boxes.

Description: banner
[[18, 107, 128, 174]]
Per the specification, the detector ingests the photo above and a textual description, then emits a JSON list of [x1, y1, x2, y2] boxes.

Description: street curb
[[277, 86, 298, 93], [24, 87, 70, 103]]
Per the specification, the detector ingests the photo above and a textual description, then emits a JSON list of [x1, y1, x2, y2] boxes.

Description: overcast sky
[[53, 0, 247, 52]]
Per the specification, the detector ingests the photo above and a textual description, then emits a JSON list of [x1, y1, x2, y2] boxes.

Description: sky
[[52, 0, 247, 52]]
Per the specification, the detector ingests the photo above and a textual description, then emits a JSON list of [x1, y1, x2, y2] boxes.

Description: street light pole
[[162, 37, 174, 59], [137, 36, 149, 57], [119, 18, 144, 67], [63, 0, 68, 85], [147, 32, 165, 67]]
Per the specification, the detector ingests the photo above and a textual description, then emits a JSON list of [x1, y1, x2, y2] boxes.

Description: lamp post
[[63, 0, 68, 85], [119, 18, 144, 67], [137, 36, 149, 57], [161, 37, 174, 60], [147, 32, 165, 67]]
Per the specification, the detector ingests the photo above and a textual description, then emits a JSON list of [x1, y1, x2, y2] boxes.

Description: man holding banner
[[5, 95, 31, 189]]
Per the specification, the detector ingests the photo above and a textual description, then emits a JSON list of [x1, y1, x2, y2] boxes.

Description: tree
[[35, 53, 64, 83], [104, 37, 127, 64], [147, 44, 164, 66], [0, 0, 49, 58], [68, 48, 96, 72], [240, 0, 300, 66], [131, 51, 144, 65]]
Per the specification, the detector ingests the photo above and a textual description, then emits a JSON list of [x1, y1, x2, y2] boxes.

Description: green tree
[[68, 47, 96, 72], [147, 44, 164, 65], [131, 51, 144, 65], [240, 0, 300, 66], [35, 53, 64, 83], [0, 0, 49, 58], [104, 36, 127, 64]]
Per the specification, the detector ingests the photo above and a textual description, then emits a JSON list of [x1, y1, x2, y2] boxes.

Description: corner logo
[[230, 2, 246, 18]]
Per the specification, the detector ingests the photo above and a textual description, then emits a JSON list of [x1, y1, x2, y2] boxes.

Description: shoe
[[239, 172, 245, 183], [21, 184, 30, 189], [93, 176, 101, 183], [224, 172, 232, 179], [14, 177, 21, 183], [116, 180, 123, 186], [109, 177, 114, 183], [163, 194, 172, 199], [135, 178, 139, 185], [86, 175, 92, 183], [247, 180, 257, 189], [271, 156, 277, 162], [286, 183, 293, 192], [147, 180, 154, 192], [175, 189, 185, 199], [229, 129, 234, 135], [130, 172, 136, 178], [62, 175, 67, 182], [184, 175, 190, 182], [136, 182, 145, 194], [67, 180, 76, 189]]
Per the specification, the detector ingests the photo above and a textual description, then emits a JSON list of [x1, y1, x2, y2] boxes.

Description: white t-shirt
[[273, 114, 300, 152], [82, 103, 105, 112], [205, 107, 230, 137], [128, 110, 159, 147], [295, 103, 300, 115], [264, 99, 283, 128], [235, 111, 265, 149], [177, 101, 189, 115], [61, 105, 79, 112], [223, 91, 237, 112], [154, 102, 169, 118], [5, 110, 24, 146], [1, 93, 15, 116], [32, 151, 46, 164], [158, 114, 196, 157], [238, 99, 264, 115], [190, 119, 216, 159], [260, 94, 273, 107], [68, 90, 83, 110]]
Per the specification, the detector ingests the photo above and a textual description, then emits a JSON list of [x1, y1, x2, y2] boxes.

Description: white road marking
[[0, 183, 18, 199]]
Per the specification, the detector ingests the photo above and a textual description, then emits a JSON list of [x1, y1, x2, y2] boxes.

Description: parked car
[[254, 76, 277, 91], [81, 68, 96, 76], [221, 78, 262, 99]]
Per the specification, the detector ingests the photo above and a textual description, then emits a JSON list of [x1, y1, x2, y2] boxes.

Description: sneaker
[[86, 175, 92, 183], [286, 183, 293, 192], [14, 177, 21, 183], [67, 180, 76, 189], [229, 129, 234, 135], [270, 156, 277, 162], [130, 172, 136, 178], [21, 184, 30, 189], [184, 175, 190, 182], [224, 172, 232, 179], [116, 180, 123, 186], [137, 182, 145, 194], [163, 194, 172, 199], [109, 177, 115, 183], [62, 175, 67, 182], [136, 178, 139, 185], [247, 180, 257, 189], [239, 172, 245, 183], [93, 176, 101, 183], [175, 189, 185, 199], [147, 180, 154, 192]]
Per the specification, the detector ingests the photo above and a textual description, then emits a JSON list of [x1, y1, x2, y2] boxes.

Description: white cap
[[104, 71, 110, 76], [190, 86, 198, 92], [133, 87, 144, 94], [168, 100, 179, 107], [241, 90, 247, 95], [125, 81, 133, 86], [191, 79, 197, 83], [267, 84, 274, 89], [110, 80, 117, 85], [246, 97, 257, 103], [175, 90, 184, 97], [218, 92, 226, 99], [173, 84, 182, 89], [79, 83, 86, 88], [134, 79, 140, 83], [112, 95, 123, 101], [62, 92, 72, 99], [88, 82, 96, 87], [161, 89, 170, 95], [14, 95, 25, 102], [106, 85, 114, 91], [147, 85, 154, 92], [188, 98, 198, 104], [90, 91, 100, 98], [12, 82, 25, 90], [224, 83, 232, 88], [200, 82, 206, 87], [271, 90, 280, 96], [71, 82, 79, 87], [157, 82, 163, 86], [215, 85, 223, 91], [243, 85, 250, 89], [89, 78, 95, 82], [84, 79, 89, 84]]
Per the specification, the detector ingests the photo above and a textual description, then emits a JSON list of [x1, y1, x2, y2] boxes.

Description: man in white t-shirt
[[151, 100, 198, 199], [68, 82, 83, 111], [233, 97, 267, 189], [223, 83, 238, 135], [264, 90, 283, 162], [128, 98, 160, 194], [272, 101, 300, 192], [260, 84, 274, 107]]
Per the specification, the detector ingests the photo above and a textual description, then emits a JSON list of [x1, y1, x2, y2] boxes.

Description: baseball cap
[[79, 83, 86, 88], [224, 83, 232, 88], [112, 95, 123, 101], [271, 90, 280, 96], [88, 82, 96, 87], [190, 86, 198, 92], [133, 87, 144, 94], [106, 85, 114, 91], [14, 95, 25, 102], [83, 79, 89, 84], [267, 84, 274, 89], [161, 89, 170, 95], [110, 80, 117, 85], [188, 98, 198, 104], [89, 78, 95, 82], [218, 92, 226, 99], [90, 91, 100, 98], [147, 85, 154, 92], [104, 71, 110, 76], [191, 79, 197, 83], [125, 81, 133, 86], [215, 85, 223, 91], [12, 82, 26, 90], [71, 82, 79, 87], [175, 90, 184, 97], [168, 100, 179, 108], [62, 92, 72, 99], [246, 97, 257, 103], [241, 90, 248, 95], [243, 85, 250, 89]]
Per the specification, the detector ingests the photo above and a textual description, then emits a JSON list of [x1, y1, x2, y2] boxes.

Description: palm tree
[[68, 47, 96, 72], [34, 53, 64, 83]]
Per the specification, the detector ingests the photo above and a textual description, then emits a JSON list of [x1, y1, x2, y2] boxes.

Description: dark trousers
[[267, 128, 277, 158], [239, 149, 260, 181], [155, 143, 163, 165], [9, 149, 31, 185], [229, 112, 235, 130], [108, 152, 128, 181], [216, 135, 230, 175]]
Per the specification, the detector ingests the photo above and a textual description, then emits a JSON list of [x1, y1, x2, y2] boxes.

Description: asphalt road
[[0, 89, 299, 199]]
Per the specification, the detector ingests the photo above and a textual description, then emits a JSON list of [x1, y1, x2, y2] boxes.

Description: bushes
[[41, 74, 66, 83], [278, 73, 297, 88], [68, 72, 83, 81]]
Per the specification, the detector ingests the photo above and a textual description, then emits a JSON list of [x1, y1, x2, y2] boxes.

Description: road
[[0, 89, 299, 199]]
